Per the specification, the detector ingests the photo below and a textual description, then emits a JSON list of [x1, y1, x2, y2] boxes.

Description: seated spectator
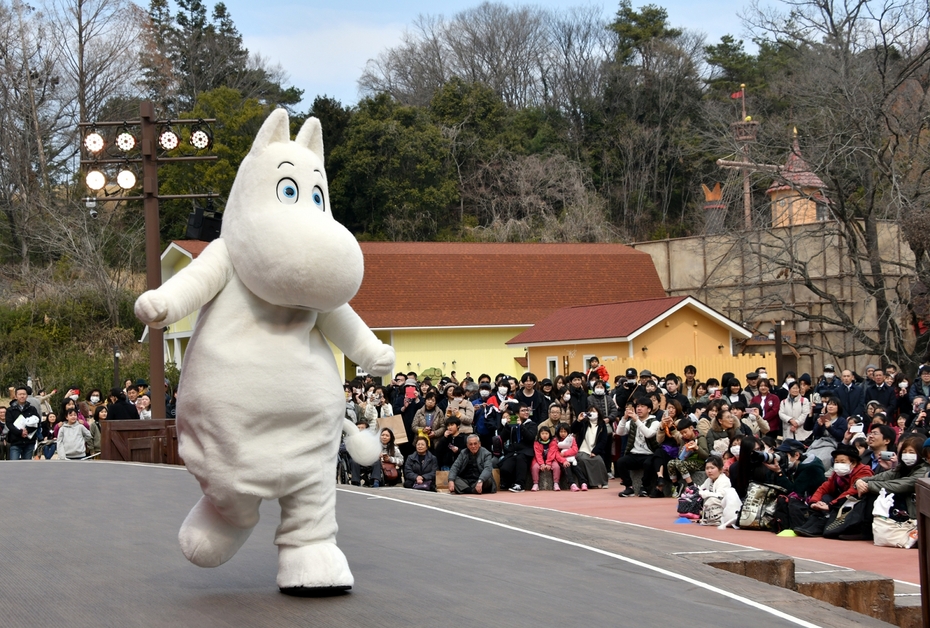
[[403, 436, 438, 491], [411, 392, 445, 444], [724, 378, 751, 407], [572, 402, 611, 490], [648, 401, 683, 497], [861, 423, 896, 473], [729, 436, 774, 500], [723, 433, 743, 473], [797, 444, 873, 537], [554, 422, 581, 491], [537, 402, 563, 435], [769, 439, 826, 500], [734, 401, 769, 437], [531, 425, 560, 491], [854, 433, 930, 539], [57, 408, 91, 461], [357, 428, 403, 488], [698, 457, 741, 528], [705, 409, 743, 458], [499, 404, 537, 492], [666, 417, 709, 494], [696, 400, 719, 436], [697, 378, 721, 404], [447, 434, 496, 494], [86, 406, 104, 457], [434, 417, 466, 470], [616, 398, 660, 496]]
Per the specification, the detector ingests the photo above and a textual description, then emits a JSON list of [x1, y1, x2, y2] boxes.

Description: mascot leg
[[179, 492, 261, 568], [275, 466, 353, 594]]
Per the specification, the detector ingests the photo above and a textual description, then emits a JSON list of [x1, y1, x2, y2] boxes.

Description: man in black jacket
[[6, 386, 41, 460], [664, 375, 691, 413], [864, 369, 895, 410], [106, 388, 139, 420], [498, 404, 537, 492]]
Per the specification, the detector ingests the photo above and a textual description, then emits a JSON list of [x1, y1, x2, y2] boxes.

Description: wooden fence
[[101, 419, 182, 465]]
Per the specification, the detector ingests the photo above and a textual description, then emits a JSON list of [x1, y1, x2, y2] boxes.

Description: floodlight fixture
[[116, 168, 137, 190], [189, 122, 212, 150], [86, 169, 106, 191], [158, 127, 180, 151], [84, 130, 105, 154]]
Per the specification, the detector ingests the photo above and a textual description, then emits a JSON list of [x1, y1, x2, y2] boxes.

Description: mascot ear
[[296, 116, 324, 161], [249, 108, 291, 156]]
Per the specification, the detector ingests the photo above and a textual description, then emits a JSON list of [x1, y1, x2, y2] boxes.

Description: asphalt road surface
[[0, 462, 880, 628]]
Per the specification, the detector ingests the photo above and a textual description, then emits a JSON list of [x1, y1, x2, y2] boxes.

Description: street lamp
[[113, 345, 121, 390]]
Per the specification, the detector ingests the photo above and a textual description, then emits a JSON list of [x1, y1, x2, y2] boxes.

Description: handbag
[[381, 461, 399, 483], [737, 482, 785, 530], [823, 496, 867, 539], [677, 484, 704, 516], [872, 516, 918, 548]]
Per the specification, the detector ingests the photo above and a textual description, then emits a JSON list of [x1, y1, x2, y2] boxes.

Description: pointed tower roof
[[766, 131, 827, 195]]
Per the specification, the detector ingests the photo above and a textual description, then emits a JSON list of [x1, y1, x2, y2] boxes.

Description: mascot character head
[[221, 109, 364, 312]]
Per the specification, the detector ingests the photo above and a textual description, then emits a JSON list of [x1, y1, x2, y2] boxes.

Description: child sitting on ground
[[667, 418, 709, 494], [531, 425, 561, 491], [556, 423, 577, 466], [554, 422, 581, 492], [698, 457, 741, 529]]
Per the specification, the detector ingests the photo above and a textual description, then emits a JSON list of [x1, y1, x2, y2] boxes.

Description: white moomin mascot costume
[[134, 109, 392, 595]]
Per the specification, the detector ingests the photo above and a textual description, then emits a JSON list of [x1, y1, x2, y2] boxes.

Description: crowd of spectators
[[0, 379, 168, 461], [341, 360, 930, 543]]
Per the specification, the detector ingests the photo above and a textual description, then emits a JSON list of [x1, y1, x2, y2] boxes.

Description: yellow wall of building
[[522, 305, 777, 382], [165, 253, 197, 335], [329, 327, 530, 382]]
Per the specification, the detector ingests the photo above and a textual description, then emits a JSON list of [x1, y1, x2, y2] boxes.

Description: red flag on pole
[[730, 90, 744, 99]]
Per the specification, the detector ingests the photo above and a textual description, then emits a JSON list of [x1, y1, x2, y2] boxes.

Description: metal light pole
[[80, 100, 217, 419], [774, 321, 785, 386], [113, 346, 121, 390]]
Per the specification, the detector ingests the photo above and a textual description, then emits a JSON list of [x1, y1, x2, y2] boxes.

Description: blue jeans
[[43, 443, 57, 459], [9, 442, 36, 460]]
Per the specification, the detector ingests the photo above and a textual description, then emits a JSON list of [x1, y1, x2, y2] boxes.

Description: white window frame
[[546, 356, 558, 381]]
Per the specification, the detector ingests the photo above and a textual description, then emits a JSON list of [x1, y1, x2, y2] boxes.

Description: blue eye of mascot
[[135, 108, 392, 596]]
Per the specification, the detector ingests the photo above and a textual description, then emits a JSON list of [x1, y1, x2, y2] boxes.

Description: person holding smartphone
[[861, 423, 896, 471]]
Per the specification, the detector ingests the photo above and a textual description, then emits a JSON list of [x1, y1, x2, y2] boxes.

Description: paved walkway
[[465, 478, 921, 586]]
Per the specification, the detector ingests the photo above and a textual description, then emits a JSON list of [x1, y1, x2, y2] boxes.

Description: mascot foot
[[178, 496, 255, 568], [277, 543, 354, 595]]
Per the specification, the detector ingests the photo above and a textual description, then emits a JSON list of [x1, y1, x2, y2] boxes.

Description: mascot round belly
[[134, 109, 392, 595]]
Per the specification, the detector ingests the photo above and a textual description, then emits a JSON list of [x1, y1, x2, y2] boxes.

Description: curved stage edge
[[0, 461, 892, 628]]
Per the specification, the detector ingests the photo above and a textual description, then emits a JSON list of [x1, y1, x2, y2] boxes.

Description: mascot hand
[[363, 344, 395, 377], [135, 291, 169, 326], [343, 418, 383, 466]]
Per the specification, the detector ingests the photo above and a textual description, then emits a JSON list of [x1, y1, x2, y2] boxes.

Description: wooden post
[[140, 101, 166, 421]]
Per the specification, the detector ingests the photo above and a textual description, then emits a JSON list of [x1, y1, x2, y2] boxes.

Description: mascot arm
[[342, 418, 382, 466], [317, 303, 395, 376], [135, 239, 234, 327]]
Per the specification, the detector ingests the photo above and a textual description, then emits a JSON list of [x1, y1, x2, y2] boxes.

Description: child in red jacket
[[532, 425, 561, 491]]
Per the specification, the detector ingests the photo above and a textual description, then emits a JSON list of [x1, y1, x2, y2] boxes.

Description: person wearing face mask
[[482, 379, 513, 437], [586, 381, 619, 426], [470, 382, 495, 449], [84, 388, 105, 419], [570, 402, 611, 490], [775, 372, 796, 401], [767, 439, 825, 501], [851, 434, 930, 539], [796, 444, 873, 537]]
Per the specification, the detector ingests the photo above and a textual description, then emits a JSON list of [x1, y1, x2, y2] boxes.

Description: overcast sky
[[216, 0, 757, 109]]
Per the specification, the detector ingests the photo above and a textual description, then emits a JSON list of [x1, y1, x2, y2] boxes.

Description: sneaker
[[553, 485, 561, 491], [671, 485, 682, 498], [638, 489, 649, 497], [607, 472, 615, 479], [372, 481, 380, 488], [570, 484, 580, 492], [580, 483, 588, 491], [508, 484, 524, 493], [531, 484, 539, 492], [618, 487, 635, 497]]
